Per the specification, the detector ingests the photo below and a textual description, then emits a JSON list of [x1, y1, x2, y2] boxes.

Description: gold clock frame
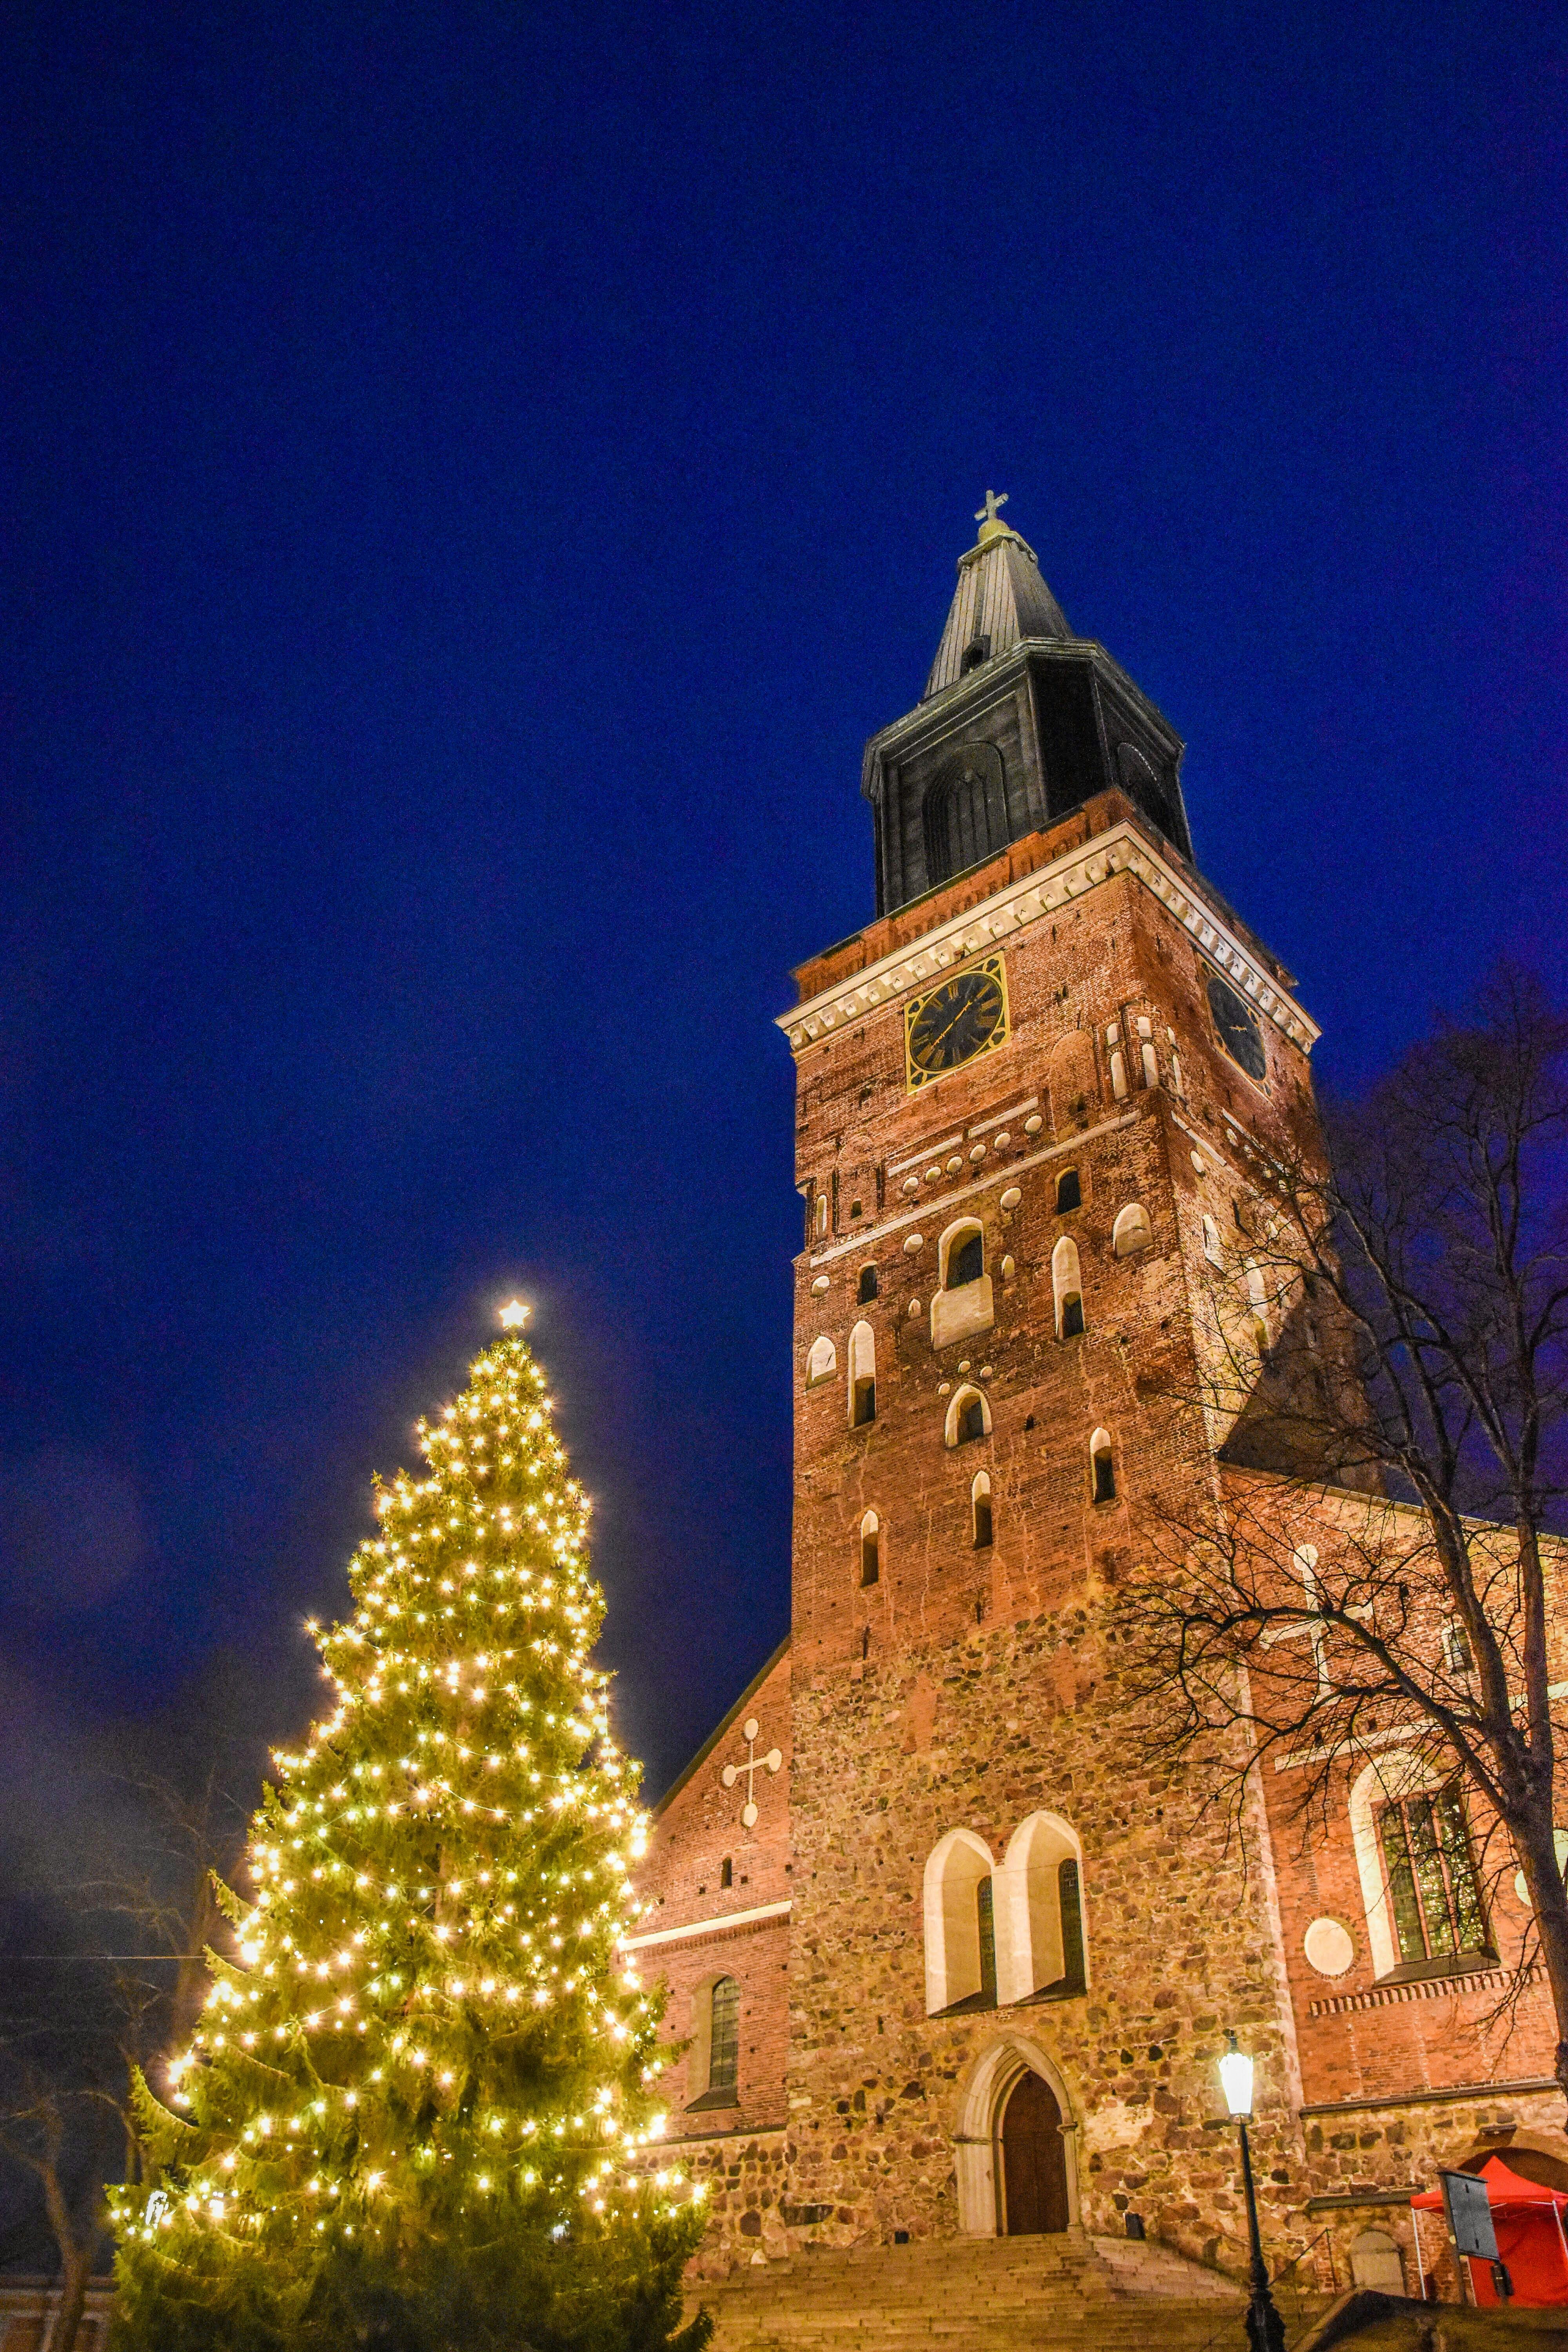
[[904, 955, 1011, 1091]]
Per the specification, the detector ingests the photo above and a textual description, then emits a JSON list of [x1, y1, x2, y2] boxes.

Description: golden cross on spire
[[975, 488, 1009, 528]]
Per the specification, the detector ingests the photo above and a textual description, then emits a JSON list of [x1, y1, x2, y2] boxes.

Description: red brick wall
[[631, 1644, 793, 2140]]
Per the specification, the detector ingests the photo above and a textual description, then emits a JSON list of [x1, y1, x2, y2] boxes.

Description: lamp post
[[1218, 2034, 1287, 2352]]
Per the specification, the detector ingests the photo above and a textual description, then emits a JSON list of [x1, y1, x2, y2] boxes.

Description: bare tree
[[0, 1753, 251, 2350], [1131, 969, 1568, 2103]]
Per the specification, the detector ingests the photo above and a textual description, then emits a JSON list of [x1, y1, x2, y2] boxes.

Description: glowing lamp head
[[1218, 2034, 1254, 2118], [499, 1299, 530, 1329]]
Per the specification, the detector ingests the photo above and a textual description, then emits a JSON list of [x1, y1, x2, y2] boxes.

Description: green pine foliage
[[111, 1328, 710, 2352]]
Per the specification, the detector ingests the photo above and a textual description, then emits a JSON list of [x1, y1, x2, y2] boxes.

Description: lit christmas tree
[[112, 1311, 708, 2352]]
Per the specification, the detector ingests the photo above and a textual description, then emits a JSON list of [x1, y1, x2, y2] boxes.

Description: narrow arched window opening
[[1052, 1236, 1084, 1339], [849, 1319, 877, 1427], [1442, 1622, 1474, 1676], [858, 1263, 878, 1304], [1089, 1428, 1115, 1504], [708, 1976, 739, 2094], [945, 1383, 993, 1448], [972, 1471, 993, 1549], [1056, 1168, 1081, 1213], [860, 1510, 880, 1586], [1202, 1214, 1223, 1267], [948, 1227, 984, 1289], [719, 1857, 733, 1889], [976, 1877, 998, 2005]]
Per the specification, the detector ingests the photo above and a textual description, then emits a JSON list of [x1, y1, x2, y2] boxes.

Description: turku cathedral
[[630, 498, 1568, 2317]]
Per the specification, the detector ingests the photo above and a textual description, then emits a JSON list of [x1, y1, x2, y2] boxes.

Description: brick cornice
[[779, 820, 1319, 1059]]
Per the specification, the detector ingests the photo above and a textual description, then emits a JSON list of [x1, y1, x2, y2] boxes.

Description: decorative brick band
[[619, 1898, 791, 1954], [1308, 1961, 1541, 2019]]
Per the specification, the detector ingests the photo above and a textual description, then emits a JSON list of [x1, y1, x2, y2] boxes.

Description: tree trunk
[[47, 2242, 93, 2352], [1513, 1813, 1568, 2117]]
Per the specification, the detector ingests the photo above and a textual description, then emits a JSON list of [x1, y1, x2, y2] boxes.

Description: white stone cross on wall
[[721, 1717, 782, 1830], [1261, 1545, 1371, 1702]]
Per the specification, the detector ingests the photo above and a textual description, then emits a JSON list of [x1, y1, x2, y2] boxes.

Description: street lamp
[[1219, 2034, 1287, 2352]]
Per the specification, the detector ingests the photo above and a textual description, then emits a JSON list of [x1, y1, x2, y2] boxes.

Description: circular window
[[1303, 1916, 1356, 1977]]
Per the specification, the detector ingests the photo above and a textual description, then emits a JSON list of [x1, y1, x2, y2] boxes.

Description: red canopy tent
[[1412, 2156, 1568, 2307]]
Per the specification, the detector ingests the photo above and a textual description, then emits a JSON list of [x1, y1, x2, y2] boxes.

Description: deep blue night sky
[[2, 1, 1565, 1805]]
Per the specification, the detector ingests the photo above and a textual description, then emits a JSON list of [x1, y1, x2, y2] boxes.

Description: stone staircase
[[690, 2230, 1268, 2352]]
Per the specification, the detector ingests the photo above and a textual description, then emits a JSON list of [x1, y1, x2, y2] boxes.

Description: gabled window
[[849, 1320, 876, 1426], [1089, 1428, 1115, 1503], [1052, 1236, 1085, 1339], [972, 1472, 993, 1549], [860, 1510, 880, 1586], [1056, 1168, 1082, 1214], [858, 1264, 879, 1304]]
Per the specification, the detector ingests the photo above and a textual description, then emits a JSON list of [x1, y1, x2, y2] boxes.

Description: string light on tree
[[110, 1307, 706, 2350]]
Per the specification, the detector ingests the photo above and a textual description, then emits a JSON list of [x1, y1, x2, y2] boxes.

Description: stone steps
[[691, 2232, 1266, 2352]]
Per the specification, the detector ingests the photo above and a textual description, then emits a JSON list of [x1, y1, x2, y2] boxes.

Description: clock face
[[1206, 973, 1267, 1084], [905, 958, 1009, 1088]]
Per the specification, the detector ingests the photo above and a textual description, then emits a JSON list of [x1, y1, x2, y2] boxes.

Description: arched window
[[686, 1973, 741, 2110], [1349, 1754, 1493, 1981], [814, 1192, 828, 1239], [859, 1510, 880, 1586], [1112, 1202, 1152, 1257], [1052, 1236, 1084, 1338], [922, 744, 1009, 886], [922, 1829, 997, 2013], [806, 1335, 837, 1386], [857, 1263, 878, 1304], [1055, 1167, 1081, 1214], [972, 1471, 993, 1549], [719, 1856, 732, 1889], [708, 1976, 739, 2093], [931, 1219, 994, 1348], [944, 1384, 992, 1447], [993, 1811, 1088, 2002], [1201, 1214, 1223, 1267], [849, 1320, 876, 1426], [1442, 1621, 1474, 1676], [948, 1228, 984, 1288], [1089, 1428, 1115, 1503]]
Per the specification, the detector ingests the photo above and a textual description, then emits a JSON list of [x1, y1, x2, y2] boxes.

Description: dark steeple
[[862, 495, 1192, 916]]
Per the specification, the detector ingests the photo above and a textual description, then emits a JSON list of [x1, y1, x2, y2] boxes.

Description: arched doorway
[[999, 2069, 1069, 2234]]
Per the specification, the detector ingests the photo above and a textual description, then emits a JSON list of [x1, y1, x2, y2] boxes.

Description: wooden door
[[1000, 2069, 1069, 2234]]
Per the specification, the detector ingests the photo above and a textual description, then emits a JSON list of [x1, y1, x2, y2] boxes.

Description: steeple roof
[[923, 492, 1070, 701]]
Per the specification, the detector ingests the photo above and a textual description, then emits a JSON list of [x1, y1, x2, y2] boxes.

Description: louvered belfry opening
[[922, 746, 1009, 886]]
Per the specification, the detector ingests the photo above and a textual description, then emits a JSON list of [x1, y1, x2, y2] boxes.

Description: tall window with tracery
[[1376, 1783, 1489, 1968], [708, 1975, 740, 2095]]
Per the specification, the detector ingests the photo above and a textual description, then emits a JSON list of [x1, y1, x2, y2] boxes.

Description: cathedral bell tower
[[864, 490, 1192, 916], [772, 496, 1322, 2248]]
